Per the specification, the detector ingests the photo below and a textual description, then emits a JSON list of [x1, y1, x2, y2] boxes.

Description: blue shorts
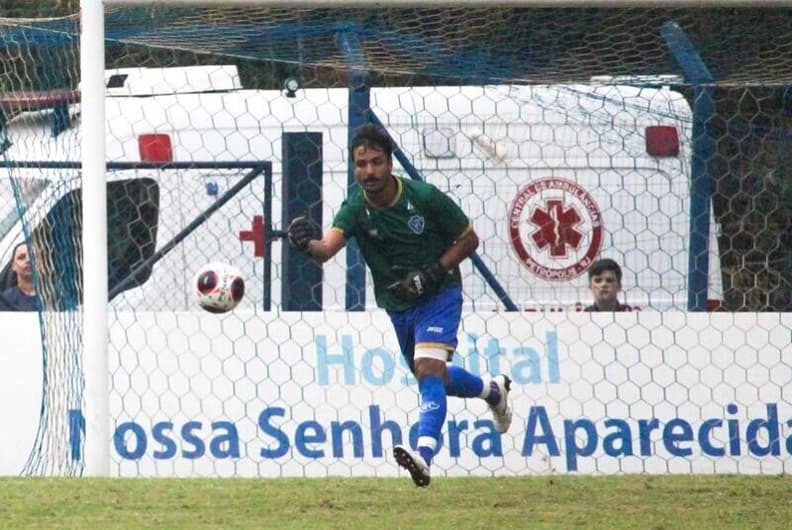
[[387, 285, 462, 374]]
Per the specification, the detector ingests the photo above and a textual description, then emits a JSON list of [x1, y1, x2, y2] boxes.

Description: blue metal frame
[[281, 132, 324, 312], [4, 160, 270, 301], [338, 29, 370, 311], [662, 21, 715, 311]]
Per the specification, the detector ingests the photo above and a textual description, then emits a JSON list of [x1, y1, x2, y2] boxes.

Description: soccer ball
[[194, 262, 245, 313]]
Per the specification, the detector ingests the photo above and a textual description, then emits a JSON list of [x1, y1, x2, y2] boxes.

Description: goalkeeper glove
[[287, 215, 321, 254], [386, 263, 447, 301]]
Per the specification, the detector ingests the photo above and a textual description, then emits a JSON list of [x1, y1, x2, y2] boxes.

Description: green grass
[[0, 475, 789, 529]]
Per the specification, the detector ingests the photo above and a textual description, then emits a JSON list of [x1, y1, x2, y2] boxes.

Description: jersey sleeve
[[331, 199, 358, 240], [426, 184, 471, 240]]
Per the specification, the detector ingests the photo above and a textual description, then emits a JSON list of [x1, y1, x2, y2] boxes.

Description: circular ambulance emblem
[[509, 177, 603, 281]]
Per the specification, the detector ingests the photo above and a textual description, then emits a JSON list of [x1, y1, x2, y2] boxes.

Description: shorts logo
[[420, 401, 440, 412], [426, 326, 444, 333], [407, 215, 425, 234], [509, 177, 603, 281]]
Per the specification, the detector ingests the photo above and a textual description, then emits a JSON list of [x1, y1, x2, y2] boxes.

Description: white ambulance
[[0, 65, 723, 311]]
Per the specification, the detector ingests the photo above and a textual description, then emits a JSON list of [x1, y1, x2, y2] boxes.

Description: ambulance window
[[107, 178, 160, 296], [30, 178, 159, 307], [422, 128, 457, 158]]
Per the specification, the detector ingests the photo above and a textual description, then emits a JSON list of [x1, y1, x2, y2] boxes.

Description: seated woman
[[0, 242, 38, 311]]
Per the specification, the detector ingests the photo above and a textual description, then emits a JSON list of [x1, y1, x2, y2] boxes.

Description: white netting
[[0, 6, 789, 477]]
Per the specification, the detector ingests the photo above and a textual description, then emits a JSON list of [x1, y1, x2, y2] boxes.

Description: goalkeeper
[[288, 124, 512, 487]]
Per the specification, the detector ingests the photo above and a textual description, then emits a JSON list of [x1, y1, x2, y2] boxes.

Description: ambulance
[[0, 65, 723, 312]]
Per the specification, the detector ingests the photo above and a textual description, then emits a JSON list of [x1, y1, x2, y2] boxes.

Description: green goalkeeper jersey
[[332, 176, 472, 312]]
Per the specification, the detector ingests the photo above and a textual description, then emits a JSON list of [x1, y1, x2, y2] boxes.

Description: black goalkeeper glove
[[386, 263, 447, 301], [287, 215, 321, 254]]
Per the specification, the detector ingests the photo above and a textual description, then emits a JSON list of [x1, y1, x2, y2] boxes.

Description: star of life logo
[[509, 177, 603, 281]]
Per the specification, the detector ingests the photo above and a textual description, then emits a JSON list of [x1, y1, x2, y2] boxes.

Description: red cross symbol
[[239, 215, 265, 257]]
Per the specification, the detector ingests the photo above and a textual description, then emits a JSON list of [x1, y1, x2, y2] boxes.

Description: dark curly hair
[[350, 124, 393, 159]]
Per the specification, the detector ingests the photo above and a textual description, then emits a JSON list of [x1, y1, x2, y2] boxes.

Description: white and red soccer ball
[[193, 262, 245, 313]]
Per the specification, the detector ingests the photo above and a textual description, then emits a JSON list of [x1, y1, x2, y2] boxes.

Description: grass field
[[0, 474, 789, 529]]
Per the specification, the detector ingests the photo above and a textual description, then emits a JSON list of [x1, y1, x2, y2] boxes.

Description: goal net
[[0, 5, 789, 477]]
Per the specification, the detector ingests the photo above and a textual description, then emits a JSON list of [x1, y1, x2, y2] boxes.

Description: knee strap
[[414, 346, 450, 362]]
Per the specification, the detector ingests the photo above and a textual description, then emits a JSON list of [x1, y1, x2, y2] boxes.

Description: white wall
[[1, 311, 789, 477]]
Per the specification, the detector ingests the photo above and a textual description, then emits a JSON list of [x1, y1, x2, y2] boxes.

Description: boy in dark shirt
[[584, 258, 630, 312]]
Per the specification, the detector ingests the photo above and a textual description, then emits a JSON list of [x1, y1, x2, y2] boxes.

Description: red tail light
[[138, 134, 172, 162], [645, 125, 679, 157]]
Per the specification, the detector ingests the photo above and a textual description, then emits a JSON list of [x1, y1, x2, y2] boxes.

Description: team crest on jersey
[[407, 214, 425, 234]]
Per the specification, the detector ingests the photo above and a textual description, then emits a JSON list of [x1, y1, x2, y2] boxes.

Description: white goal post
[[80, 0, 108, 477]]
